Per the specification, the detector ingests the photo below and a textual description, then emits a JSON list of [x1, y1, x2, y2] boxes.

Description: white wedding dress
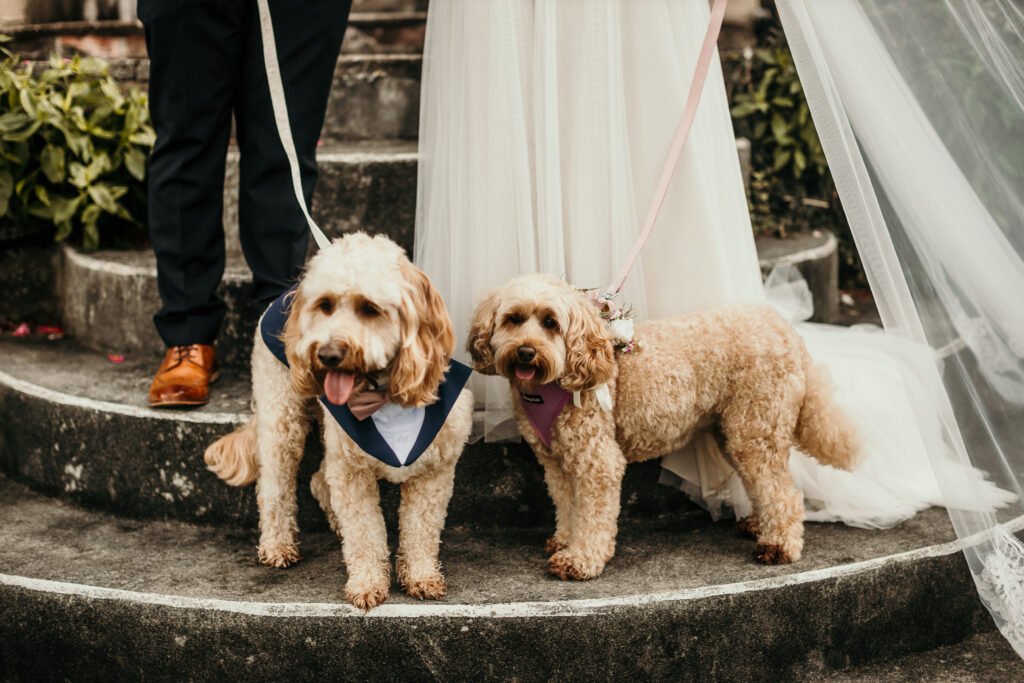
[[414, 0, 1012, 528]]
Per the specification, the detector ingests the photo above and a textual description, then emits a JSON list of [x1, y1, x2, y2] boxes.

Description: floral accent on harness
[[580, 289, 640, 354]]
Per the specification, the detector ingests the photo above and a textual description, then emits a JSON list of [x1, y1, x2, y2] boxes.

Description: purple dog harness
[[518, 384, 574, 449]]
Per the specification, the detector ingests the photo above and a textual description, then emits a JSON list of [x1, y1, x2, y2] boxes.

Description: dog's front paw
[[258, 543, 301, 568], [753, 542, 799, 565], [403, 574, 448, 601], [346, 580, 390, 611], [545, 535, 568, 555], [548, 550, 606, 581]]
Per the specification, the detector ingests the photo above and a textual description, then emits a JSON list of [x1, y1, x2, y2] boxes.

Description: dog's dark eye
[[360, 301, 382, 318], [317, 298, 334, 315], [505, 313, 525, 326], [542, 316, 558, 330]]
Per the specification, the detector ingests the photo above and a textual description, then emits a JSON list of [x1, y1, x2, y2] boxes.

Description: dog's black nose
[[317, 345, 345, 368], [517, 345, 536, 363]]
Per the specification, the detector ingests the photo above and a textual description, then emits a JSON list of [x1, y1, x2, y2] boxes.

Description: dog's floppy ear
[[466, 288, 500, 375], [281, 287, 320, 398], [390, 259, 455, 407], [561, 291, 614, 392]]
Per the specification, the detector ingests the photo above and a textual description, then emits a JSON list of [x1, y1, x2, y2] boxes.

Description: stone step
[[757, 229, 839, 324], [344, 11, 427, 56], [25, 53, 422, 142], [321, 54, 422, 142], [58, 225, 837, 371], [6, 12, 426, 61], [0, 337, 691, 529], [60, 140, 416, 368], [223, 140, 418, 259], [823, 632, 1023, 682], [0, 476, 1010, 681], [353, 0, 428, 11]]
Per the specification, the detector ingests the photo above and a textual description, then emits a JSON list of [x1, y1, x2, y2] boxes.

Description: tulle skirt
[[414, 0, 1011, 528]]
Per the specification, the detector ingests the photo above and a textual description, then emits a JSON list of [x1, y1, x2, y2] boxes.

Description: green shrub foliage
[[723, 31, 862, 288], [0, 39, 154, 249]]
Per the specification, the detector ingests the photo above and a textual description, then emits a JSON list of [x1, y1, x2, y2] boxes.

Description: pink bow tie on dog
[[347, 388, 390, 420], [323, 369, 389, 420]]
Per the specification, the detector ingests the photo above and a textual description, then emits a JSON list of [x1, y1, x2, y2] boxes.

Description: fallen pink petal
[[107, 354, 126, 364], [12, 323, 31, 337]]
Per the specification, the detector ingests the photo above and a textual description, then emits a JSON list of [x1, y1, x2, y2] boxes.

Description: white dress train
[[414, 0, 1012, 529]]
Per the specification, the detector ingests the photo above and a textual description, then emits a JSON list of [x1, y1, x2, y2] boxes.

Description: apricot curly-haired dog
[[205, 233, 472, 609], [468, 274, 858, 580]]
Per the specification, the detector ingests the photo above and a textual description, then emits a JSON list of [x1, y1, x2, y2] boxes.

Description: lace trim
[[949, 309, 1024, 403], [977, 525, 1024, 651]]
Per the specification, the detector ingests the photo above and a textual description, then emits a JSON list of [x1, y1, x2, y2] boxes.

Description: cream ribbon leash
[[256, 0, 332, 251]]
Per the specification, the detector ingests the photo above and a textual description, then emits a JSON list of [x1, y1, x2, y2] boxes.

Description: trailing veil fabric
[[777, 0, 1024, 656]]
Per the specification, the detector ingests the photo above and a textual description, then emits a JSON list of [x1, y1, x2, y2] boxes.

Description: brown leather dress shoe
[[148, 344, 219, 408]]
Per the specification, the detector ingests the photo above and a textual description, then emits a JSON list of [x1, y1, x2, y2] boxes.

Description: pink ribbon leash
[[606, 0, 729, 295]]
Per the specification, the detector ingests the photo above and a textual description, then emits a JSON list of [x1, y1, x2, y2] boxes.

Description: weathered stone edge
[[0, 534, 1003, 681], [0, 357, 688, 528]]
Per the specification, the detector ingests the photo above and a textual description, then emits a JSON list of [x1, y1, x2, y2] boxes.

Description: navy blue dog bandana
[[260, 287, 472, 468]]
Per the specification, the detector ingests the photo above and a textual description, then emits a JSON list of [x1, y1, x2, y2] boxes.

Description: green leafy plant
[[0, 38, 154, 249], [728, 46, 827, 181], [723, 32, 864, 289]]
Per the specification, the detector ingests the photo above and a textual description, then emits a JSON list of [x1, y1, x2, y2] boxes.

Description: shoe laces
[[173, 344, 199, 365]]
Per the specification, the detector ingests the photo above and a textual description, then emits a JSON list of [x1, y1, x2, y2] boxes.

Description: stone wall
[[0, 0, 134, 24]]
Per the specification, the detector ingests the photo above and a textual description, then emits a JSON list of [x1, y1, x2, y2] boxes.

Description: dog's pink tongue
[[324, 370, 356, 405], [515, 365, 537, 381]]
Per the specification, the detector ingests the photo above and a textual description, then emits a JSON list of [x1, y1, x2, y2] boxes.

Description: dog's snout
[[517, 345, 536, 363], [317, 344, 346, 368]]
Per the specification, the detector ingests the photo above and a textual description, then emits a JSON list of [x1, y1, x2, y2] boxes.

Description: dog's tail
[[794, 361, 860, 471], [204, 418, 259, 486]]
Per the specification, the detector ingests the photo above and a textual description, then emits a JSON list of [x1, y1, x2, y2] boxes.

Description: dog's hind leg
[[396, 461, 457, 601], [721, 377, 807, 564], [738, 457, 804, 565], [252, 342, 309, 568], [723, 421, 804, 564], [735, 514, 761, 540]]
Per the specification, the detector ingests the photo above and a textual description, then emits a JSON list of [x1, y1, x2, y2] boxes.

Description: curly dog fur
[[469, 274, 858, 579], [205, 233, 472, 610]]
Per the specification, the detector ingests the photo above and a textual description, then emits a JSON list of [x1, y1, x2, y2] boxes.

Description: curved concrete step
[[322, 54, 422, 143], [7, 12, 426, 61], [223, 140, 418, 254], [826, 632, 1022, 683], [29, 53, 421, 141], [353, 0, 427, 11], [0, 477, 1011, 681], [62, 140, 417, 367], [59, 246, 258, 368], [36, 52, 423, 142], [0, 337, 690, 528], [341, 12, 427, 56]]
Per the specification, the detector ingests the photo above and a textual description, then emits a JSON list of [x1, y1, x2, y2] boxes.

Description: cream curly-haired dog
[[468, 274, 859, 580], [205, 233, 472, 610]]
